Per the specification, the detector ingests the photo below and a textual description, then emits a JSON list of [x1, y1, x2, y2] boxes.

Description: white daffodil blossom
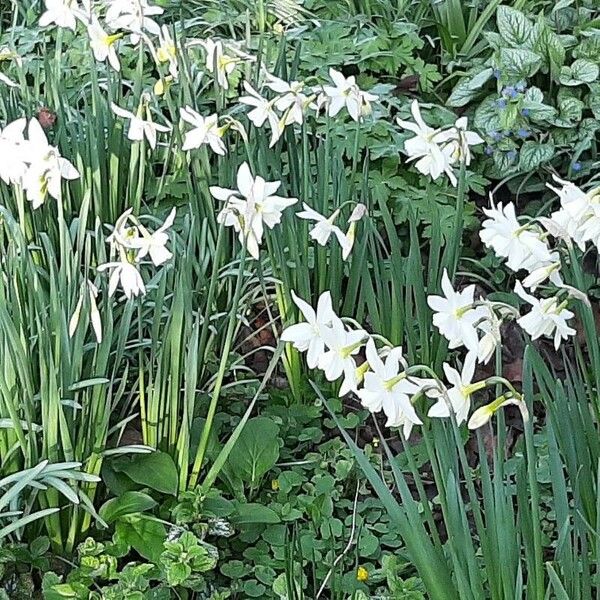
[[480, 201, 554, 273], [280, 290, 338, 369], [22, 118, 79, 209], [521, 257, 563, 291], [468, 394, 529, 430], [106, 208, 138, 252], [397, 100, 483, 186], [397, 100, 453, 182], [546, 176, 600, 251], [0, 118, 28, 185], [179, 107, 226, 155], [474, 303, 502, 365], [97, 258, 146, 300], [210, 162, 297, 259], [266, 75, 315, 127], [339, 359, 370, 398], [200, 39, 238, 89], [39, 0, 80, 31], [547, 176, 591, 223], [342, 203, 367, 260], [439, 116, 484, 168], [427, 352, 482, 425], [296, 203, 351, 256], [111, 101, 171, 149], [239, 81, 282, 146], [427, 269, 486, 353], [357, 338, 423, 431], [322, 68, 378, 122], [69, 280, 103, 343], [544, 209, 586, 250], [515, 282, 576, 350], [128, 208, 176, 266], [105, 0, 163, 42], [156, 25, 178, 79], [88, 16, 122, 72], [318, 318, 367, 383]]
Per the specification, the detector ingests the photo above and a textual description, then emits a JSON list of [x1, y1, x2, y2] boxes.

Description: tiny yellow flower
[[271, 479, 280, 491], [356, 566, 369, 582]]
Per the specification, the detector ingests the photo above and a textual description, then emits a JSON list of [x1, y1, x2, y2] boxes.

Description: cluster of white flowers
[[397, 100, 484, 186], [477, 180, 589, 351], [546, 176, 600, 252], [0, 117, 79, 209], [281, 290, 524, 436], [97, 208, 175, 299], [240, 68, 378, 147], [39, 0, 172, 84]]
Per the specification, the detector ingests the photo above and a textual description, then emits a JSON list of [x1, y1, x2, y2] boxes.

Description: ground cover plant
[[0, 0, 599, 598]]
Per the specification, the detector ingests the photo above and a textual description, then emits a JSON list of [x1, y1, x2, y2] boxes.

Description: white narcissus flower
[[318, 318, 366, 383], [0, 118, 28, 185], [210, 162, 297, 259], [239, 81, 281, 146], [111, 102, 171, 150], [439, 116, 484, 168], [266, 75, 313, 126], [428, 352, 482, 425], [106, 208, 138, 250], [179, 107, 226, 155], [547, 175, 591, 223], [105, 0, 163, 40], [397, 100, 453, 183], [22, 118, 79, 209], [296, 203, 351, 255], [39, 0, 79, 31], [521, 257, 563, 291], [468, 395, 528, 430], [545, 176, 600, 251], [515, 282, 576, 350], [356, 339, 423, 432], [322, 68, 378, 122], [480, 201, 553, 272], [88, 16, 121, 72], [97, 260, 146, 299], [156, 25, 178, 79], [129, 208, 176, 266], [474, 302, 505, 365], [280, 290, 337, 368], [201, 39, 237, 89], [342, 203, 367, 260], [427, 269, 485, 353]]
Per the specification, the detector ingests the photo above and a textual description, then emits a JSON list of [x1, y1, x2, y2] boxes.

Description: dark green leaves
[[227, 417, 280, 487]]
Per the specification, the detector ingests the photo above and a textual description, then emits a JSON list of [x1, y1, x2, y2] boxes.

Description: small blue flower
[[517, 128, 530, 139], [496, 98, 507, 109], [503, 86, 518, 99], [572, 161, 582, 172], [515, 81, 527, 92], [491, 131, 502, 142], [507, 150, 518, 161], [485, 146, 494, 156], [521, 108, 531, 117], [493, 68, 501, 79]]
